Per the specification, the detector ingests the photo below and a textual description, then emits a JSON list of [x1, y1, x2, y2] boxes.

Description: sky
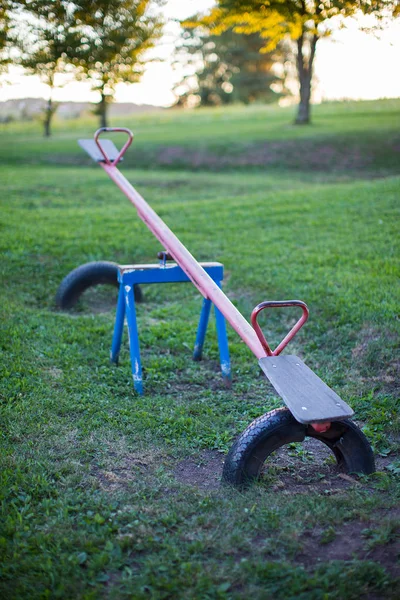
[[1, 0, 400, 106]]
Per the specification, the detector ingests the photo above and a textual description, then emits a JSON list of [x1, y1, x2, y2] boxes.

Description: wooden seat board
[[259, 355, 354, 424], [78, 139, 121, 163]]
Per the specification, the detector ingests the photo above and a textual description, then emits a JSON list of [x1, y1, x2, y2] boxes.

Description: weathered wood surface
[[79, 139, 120, 163], [259, 355, 354, 424]]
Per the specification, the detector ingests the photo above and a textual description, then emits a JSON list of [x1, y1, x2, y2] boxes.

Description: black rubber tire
[[55, 261, 142, 309], [222, 407, 375, 488]]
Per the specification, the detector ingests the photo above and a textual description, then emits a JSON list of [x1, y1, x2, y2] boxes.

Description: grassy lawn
[[1, 100, 399, 598]]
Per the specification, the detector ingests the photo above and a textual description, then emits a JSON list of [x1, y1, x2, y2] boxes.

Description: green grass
[[1, 100, 399, 598], [3, 99, 400, 177]]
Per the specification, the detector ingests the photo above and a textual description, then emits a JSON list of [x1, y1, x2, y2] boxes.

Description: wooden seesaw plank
[[78, 139, 121, 163], [259, 355, 354, 424]]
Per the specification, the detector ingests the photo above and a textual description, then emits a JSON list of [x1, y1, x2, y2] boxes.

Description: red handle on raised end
[[251, 300, 309, 356], [94, 127, 134, 165]]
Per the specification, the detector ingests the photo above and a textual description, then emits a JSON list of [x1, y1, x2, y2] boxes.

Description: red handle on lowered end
[[251, 300, 309, 356], [94, 127, 134, 165]]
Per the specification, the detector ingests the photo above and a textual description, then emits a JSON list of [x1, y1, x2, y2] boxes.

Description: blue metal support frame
[[110, 262, 231, 394]]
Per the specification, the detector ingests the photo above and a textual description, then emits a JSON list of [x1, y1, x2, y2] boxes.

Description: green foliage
[[188, 1, 400, 124], [0, 1, 11, 71], [72, 0, 164, 126], [16, 0, 81, 78], [12, 1, 84, 136], [9, 1, 164, 131], [174, 27, 288, 107], [197, 1, 400, 45]]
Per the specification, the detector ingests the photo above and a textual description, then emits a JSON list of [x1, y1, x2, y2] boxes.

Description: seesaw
[[77, 127, 375, 487]]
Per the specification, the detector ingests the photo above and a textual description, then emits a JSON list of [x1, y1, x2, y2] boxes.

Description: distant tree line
[[0, 0, 399, 134], [0, 0, 164, 135]]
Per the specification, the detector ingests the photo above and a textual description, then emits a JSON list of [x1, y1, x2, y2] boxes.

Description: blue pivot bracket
[[110, 261, 231, 394]]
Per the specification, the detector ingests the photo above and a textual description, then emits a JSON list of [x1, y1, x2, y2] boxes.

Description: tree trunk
[[99, 92, 108, 128], [297, 69, 311, 124], [44, 97, 53, 137], [295, 33, 318, 125]]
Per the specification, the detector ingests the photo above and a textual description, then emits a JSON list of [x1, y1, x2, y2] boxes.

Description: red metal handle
[[94, 127, 134, 165], [251, 300, 309, 356]]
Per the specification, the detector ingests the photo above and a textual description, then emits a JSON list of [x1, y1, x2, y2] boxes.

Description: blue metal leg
[[110, 283, 126, 364], [193, 298, 212, 361], [111, 263, 227, 393], [214, 286, 231, 386], [123, 282, 144, 395]]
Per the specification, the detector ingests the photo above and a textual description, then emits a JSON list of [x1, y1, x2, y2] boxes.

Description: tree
[[14, 1, 82, 136], [174, 26, 288, 108], [0, 1, 13, 74], [186, 1, 400, 124], [72, 0, 164, 128], [12, 0, 163, 133]]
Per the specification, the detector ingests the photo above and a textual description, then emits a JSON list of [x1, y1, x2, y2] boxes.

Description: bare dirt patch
[[172, 445, 400, 582], [173, 450, 225, 492], [263, 437, 354, 494], [91, 446, 162, 492], [133, 178, 188, 189], [173, 439, 367, 494], [156, 140, 375, 172], [69, 285, 119, 315], [172, 436, 398, 496], [297, 512, 400, 578], [43, 366, 64, 380], [262, 443, 397, 494]]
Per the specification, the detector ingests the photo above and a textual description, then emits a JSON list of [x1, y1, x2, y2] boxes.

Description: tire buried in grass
[[222, 407, 375, 488], [55, 261, 142, 310]]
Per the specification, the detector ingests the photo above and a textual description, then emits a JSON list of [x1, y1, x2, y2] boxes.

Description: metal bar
[[100, 162, 267, 360], [94, 127, 133, 165], [214, 282, 232, 385], [251, 300, 309, 356], [193, 298, 212, 361], [110, 283, 126, 364], [124, 281, 143, 395]]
